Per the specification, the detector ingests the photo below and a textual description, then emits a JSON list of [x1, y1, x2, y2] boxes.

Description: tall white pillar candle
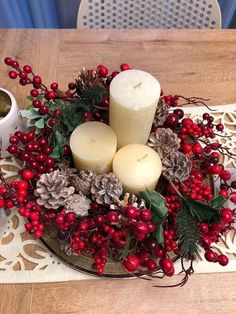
[[70, 122, 117, 174], [109, 70, 161, 148], [112, 144, 162, 194]]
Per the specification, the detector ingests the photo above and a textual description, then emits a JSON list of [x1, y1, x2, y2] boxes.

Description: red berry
[[39, 105, 49, 115], [78, 220, 89, 231], [154, 245, 164, 258], [30, 89, 39, 97], [146, 259, 158, 272], [9, 71, 17, 79], [165, 267, 175, 277], [97, 65, 108, 78], [33, 75, 42, 85], [182, 144, 192, 154], [7, 145, 19, 154], [68, 82, 76, 90], [45, 91, 56, 100], [0, 186, 7, 195], [50, 82, 58, 90], [17, 180, 28, 190], [219, 170, 231, 181], [23, 65, 32, 73], [160, 258, 174, 272], [204, 249, 217, 262], [32, 99, 41, 108], [135, 221, 148, 235], [210, 164, 223, 175], [9, 135, 19, 145], [146, 221, 156, 233], [165, 113, 179, 127], [216, 124, 224, 131], [22, 169, 34, 180], [120, 63, 130, 71], [218, 254, 229, 266], [12, 60, 19, 68], [139, 209, 151, 221], [192, 143, 202, 154], [106, 211, 119, 223], [19, 71, 28, 79], [124, 205, 138, 219], [221, 208, 233, 223], [63, 145, 71, 155], [35, 230, 42, 238], [4, 57, 13, 65], [111, 71, 119, 78], [199, 223, 209, 234], [25, 222, 32, 231], [5, 200, 14, 209], [173, 108, 184, 119], [0, 198, 5, 208], [123, 255, 140, 272]]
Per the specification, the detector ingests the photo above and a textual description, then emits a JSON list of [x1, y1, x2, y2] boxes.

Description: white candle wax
[[70, 122, 117, 174], [112, 144, 162, 194], [109, 69, 161, 148]]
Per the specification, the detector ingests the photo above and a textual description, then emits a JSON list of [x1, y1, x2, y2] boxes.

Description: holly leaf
[[35, 117, 45, 129], [140, 191, 168, 243], [185, 197, 221, 223], [210, 195, 227, 209]]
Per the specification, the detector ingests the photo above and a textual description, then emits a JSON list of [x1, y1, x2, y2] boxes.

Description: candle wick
[[137, 154, 148, 162], [133, 82, 142, 89]]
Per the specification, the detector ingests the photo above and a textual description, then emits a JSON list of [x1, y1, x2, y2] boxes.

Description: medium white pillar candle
[[109, 69, 161, 148], [70, 122, 117, 174], [112, 144, 162, 194]]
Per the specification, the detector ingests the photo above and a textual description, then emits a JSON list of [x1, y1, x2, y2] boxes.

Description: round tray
[[40, 225, 178, 278], [40, 225, 134, 278]]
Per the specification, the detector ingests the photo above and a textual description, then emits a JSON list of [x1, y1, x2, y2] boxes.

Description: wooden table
[[0, 29, 236, 314]]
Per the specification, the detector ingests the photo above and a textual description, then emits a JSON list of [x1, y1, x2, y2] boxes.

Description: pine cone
[[147, 128, 180, 159], [153, 99, 169, 127], [65, 192, 91, 217], [162, 151, 192, 182], [76, 68, 103, 94], [70, 170, 95, 196], [34, 170, 75, 209], [58, 162, 78, 178], [91, 173, 123, 205]]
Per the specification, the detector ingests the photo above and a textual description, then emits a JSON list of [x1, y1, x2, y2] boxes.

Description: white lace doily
[[0, 104, 235, 283]]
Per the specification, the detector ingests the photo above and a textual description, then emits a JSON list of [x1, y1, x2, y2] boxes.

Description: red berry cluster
[[7, 129, 55, 180]]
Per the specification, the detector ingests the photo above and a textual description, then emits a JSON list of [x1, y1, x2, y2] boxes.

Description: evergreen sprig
[[176, 203, 200, 259]]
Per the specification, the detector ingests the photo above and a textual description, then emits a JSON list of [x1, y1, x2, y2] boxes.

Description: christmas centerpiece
[[0, 57, 235, 286]]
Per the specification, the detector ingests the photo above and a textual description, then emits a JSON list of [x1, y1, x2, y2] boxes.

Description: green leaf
[[140, 191, 168, 243], [34, 117, 45, 129], [153, 225, 164, 244], [50, 128, 65, 159], [140, 191, 167, 221], [176, 203, 200, 259], [26, 95, 34, 101], [185, 197, 221, 223], [210, 195, 227, 209]]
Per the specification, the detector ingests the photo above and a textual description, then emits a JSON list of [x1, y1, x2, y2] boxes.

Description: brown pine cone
[[65, 192, 91, 217], [147, 128, 180, 159], [76, 68, 103, 94], [162, 151, 192, 182], [70, 170, 96, 196], [34, 170, 75, 209], [91, 173, 123, 205], [153, 99, 169, 127]]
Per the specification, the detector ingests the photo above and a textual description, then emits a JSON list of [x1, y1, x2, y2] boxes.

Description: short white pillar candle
[[109, 69, 161, 148], [70, 121, 117, 174], [112, 144, 162, 194]]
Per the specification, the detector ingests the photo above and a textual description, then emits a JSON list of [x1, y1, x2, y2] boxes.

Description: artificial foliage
[[0, 57, 236, 286]]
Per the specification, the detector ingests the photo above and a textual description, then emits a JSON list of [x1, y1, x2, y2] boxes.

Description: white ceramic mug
[[0, 88, 24, 158]]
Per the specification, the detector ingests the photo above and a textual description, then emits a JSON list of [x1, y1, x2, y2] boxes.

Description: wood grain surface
[[0, 29, 236, 314]]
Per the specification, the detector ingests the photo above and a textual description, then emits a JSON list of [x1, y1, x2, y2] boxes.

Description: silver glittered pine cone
[[65, 192, 91, 217], [162, 151, 192, 182], [153, 99, 169, 127], [34, 170, 75, 209], [76, 68, 103, 94], [147, 128, 180, 159], [91, 173, 123, 205], [58, 162, 78, 178], [70, 170, 96, 196]]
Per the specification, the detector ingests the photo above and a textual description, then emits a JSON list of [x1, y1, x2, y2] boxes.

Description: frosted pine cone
[[147, 128, 180, 159], [91, 173, 123, 205], [162, 151, 192, 182], [34, 170, 75, 209], [65, 192, 91, 217], [70, 170, 95, 196], [76, 68, 103, 94], [153, 99, 169, 127]]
